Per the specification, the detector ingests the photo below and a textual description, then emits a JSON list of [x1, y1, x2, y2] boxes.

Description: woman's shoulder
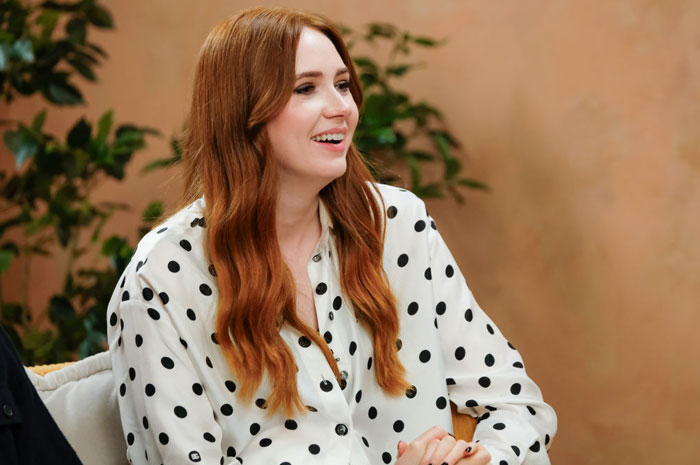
[[120, 196, 211, 290], [369, 182, 427, 213]]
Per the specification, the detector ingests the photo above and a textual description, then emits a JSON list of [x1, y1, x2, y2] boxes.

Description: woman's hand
[[395, 426, 491, 465]]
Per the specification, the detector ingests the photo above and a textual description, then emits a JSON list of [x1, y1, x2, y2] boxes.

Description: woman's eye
[[294, 84, 314, 94], [337, 80, 350, 91]]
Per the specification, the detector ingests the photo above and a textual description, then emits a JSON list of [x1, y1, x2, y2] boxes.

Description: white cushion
[[25, 351, 127, 465]]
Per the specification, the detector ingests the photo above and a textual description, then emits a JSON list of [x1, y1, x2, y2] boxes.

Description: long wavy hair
[[168, 7, 409, 416]]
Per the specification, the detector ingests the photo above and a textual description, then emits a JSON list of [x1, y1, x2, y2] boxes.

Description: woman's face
[[266, 27, 359, 189]]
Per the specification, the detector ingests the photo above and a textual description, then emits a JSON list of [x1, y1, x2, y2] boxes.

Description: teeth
[[311, 133, 344, 142]]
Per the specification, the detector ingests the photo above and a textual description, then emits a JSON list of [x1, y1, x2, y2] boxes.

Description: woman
[[107, 7, 556, 465]]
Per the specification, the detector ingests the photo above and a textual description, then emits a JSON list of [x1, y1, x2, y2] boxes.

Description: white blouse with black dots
[[107, 183, 557, 465]]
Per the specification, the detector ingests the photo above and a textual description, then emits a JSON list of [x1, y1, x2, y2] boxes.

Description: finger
[[397, 440, 408, 458], [455, 444, 491, 465], [425, 435, 457, 465], [437, 439, 469, 465], [463, 442, 477, 457], [413, 424, 449, 445], [419, 438, 441, 465]]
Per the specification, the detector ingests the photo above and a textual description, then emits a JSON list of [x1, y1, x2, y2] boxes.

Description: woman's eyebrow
[[295, 67, 349, 80]]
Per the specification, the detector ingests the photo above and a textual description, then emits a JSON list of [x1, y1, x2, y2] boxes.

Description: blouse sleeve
[[424, 213, 557, 465], [109, 274, 231, 465]]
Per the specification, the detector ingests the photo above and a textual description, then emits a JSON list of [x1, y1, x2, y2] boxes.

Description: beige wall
[[2, 1, 699, 463]]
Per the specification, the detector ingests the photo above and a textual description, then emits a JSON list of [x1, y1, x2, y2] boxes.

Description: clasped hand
[[395, 425, 491, 465]]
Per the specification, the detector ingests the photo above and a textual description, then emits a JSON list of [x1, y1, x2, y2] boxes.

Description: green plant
[[0, 0, 160, 364], [339, 22, 488, 201]]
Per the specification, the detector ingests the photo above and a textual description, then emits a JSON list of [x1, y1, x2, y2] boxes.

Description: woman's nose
[[322, 88, 352, 119]]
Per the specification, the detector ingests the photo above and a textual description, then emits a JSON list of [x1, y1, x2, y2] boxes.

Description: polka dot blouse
[[107, 183, 557, 465]]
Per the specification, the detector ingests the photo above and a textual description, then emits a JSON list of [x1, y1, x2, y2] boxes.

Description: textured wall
[[2, 1, 699, 463]]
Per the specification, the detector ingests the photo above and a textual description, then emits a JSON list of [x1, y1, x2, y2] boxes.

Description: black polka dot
[[382, 452, 392, 464], [129, 367, 136, 381], [430, 220, 436, 230], [206, 356, 213, 368], [367, 356, 373, 370], [362, 436, 369, 447], [513, 361, 524, 368], [493, 423, 506, 431], [487, 323, 495, 334], [145, 384, 156, 396], [445, 265, 454, 277], [395, 338, 402, 351], [174, 406, 187, 418], [500, 461, 508, 465], [479, 412, 491, 422], [455, 346, 466, 360], [511, 383, 522, 395], [255, 398, 267, 409], [464, 308, 473, 321], [545, 434, 550, 445], [485, 354, 495, 366], [424, 267, 432, 280], [407, 302, 419, 315], [446, 377, 456, 385], [119, 383, 126, 396], [466, 399, 478, 407], [315, 282, 327, 295], [332, 296, 342, 310], [284, 419, 297, 430], [249, 423, 260, 435], [320, 380, 333, 392], [511, 445, 520, 456], [414, 220, 426, 232], [135, 260, 145, 272], [147, 308, 160, 320], [508, 341, 517, 350], [192, 383, 203, 395], [387, 206, 397, 218], [135, 334, 143, 347], [142, 287, 154, 300], [161, 357, 174, 369], [397, 254, 408, 267], [199, 283, 212, 296], [306, 405, 317, 412], [419, 350, 431, 363], [220, 404, 233, 416], [298, 336, 311, 348], [127, 432, 134, 445], [323, 331, 332, 343], [208, 264, 217, 277], [368, 406, 377, 419], [530, 441, 541, 452], [308, 444, 320, 455], [478, 376, 491, 388], [393, 420, 404, 432], [349, 341, 357, 355], [259, 438, 272, 447], [109, 313, 118, 326], [180, 338, 188, 349], [159, 292, 169, 305], [200, 432, 215, 443], [527, 406, 537, 415], [436, 396, 447, 409], [157, 227, 167, 234], [225, 380, 236, 393], [435, 301, 446, 315], [227, 446, 236, 457], [120, 318, 124, 331], [158, 433, 169, 445], [405, 385, 417, 398], [121, 290, 130, 301], [186, 308, 196, 321], [179, 239, 192, 251], [355, 390, 362, 403], [168, 261, 180, 272], [142, 416, 149, 429]]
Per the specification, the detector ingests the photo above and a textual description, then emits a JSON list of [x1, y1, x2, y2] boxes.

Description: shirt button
[[2, 404, 14, 417], [328, 312, 334, 320], [340, 370, 348, 380], [335, 423, 348, 436], [312, 254, 322, 262]]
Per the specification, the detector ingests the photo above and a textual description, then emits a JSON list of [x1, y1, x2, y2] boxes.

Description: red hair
[[169, 7, 409, 416]]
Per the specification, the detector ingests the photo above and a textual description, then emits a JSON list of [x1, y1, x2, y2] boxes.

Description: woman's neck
[[275, 184, 322, 262]]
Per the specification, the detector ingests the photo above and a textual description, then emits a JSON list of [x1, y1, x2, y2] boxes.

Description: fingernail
[[465, 446, 472, 454], [441, 462, 448, 465], [448, 432, 455, 438]]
